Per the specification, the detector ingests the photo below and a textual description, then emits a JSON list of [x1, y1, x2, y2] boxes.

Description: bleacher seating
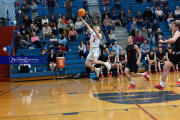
[[10, 0, 179, 80]]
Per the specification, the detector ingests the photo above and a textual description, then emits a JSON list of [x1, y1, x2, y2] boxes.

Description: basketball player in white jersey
[[80, 16, 111, 80]]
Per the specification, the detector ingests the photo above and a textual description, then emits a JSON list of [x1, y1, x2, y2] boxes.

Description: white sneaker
[[95, 68, 100, 78], [104, 62, 111, 71]]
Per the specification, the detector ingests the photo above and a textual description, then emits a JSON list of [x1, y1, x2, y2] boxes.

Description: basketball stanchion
[[56, 53, 67, 79]]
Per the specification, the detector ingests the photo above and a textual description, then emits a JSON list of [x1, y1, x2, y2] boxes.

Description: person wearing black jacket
[[143, 7, 153, 22], [71, 14, 77, 24], [15, 32, 30, 49], [152, 19, 160, 32], [119, 10, 127, 26], [34, 16, 42, 30], [20, 24, 30, 41], [154, 28, 164, 41], [23, 15, 32, 28], [102, 10, 111, 23], [47, 49, 57, 71]]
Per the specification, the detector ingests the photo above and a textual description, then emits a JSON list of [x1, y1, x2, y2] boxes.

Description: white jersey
[[89, 28, 102, 48]]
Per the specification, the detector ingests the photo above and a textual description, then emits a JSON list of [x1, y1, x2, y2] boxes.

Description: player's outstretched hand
[[158, 40, 163, 43], [136, 61, 140, 66]]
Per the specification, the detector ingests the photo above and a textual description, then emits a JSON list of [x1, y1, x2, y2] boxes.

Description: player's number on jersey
[[93, 35, 96, 42]]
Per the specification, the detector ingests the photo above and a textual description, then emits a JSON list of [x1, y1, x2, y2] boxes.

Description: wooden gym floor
[[0, 73, 180, 120]]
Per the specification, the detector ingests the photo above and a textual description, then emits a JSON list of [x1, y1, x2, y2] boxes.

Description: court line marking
[[0, 84, 23, 97], [110, 83, 157, 120]]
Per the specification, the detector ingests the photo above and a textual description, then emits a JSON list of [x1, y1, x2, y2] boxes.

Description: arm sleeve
[[54, 1, 56, 4], [84, 44, 86, 53], [46, 1, 48, 5]]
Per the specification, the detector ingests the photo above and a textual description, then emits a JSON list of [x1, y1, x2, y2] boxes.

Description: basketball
[[78, 8, 86, 17]]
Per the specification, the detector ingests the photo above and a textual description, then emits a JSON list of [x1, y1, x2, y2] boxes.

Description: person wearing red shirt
[[45, 0, 59, 19], [58, 44, 66, 57], [62, 16, 68, 24], [102, 0, 109, 11]]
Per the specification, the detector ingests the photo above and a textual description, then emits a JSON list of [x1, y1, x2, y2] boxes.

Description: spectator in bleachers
[[102, 0, 109, 11], [29, 0, 38, 22], [42, 23, 52, 40], [50, 35, 57, 45], [155, 6, 165, 22], [111, 10, 122, 27], [112, 41, 123, 55], [130, 21, 138, 33], [42, 15, 49, 27], [141, 27, 148, 40], [102, 10, 111, 23], [93, 14, 101, 25], [127, 17, 137, 29], [64, 0, 72, 18], [93, 12, 96, 19], [85, 29, 90, 42], [156, 46, 165, 73], [54, 43, 59, 54], [75, 17, 85, 34], [136, 12, 143, 24], [41, 42, 49, 56], [58, 34, 67, 47], [84, 15, 92, 27], [114, 0, 120, 10], [100, 31, 107, 44], [47, 49, 56, 71], [63, 16, 68, 24], [49, 14, 57, 25], [71, 14, 77, 24], [152, 19, 160, 32], [147, 28, 155, 45], [117, 49, 127, 76], [103, 15, 112, 26], [21, 1, 28, 18], [58, 44, 66, 56], [63, 21, 72, 38], [154, 28, 164, 40], [163, 5, 172, 19], [31, 32, 41, 48], [49, 22, 57, 35], [34, 24, 39, 33], [105, 22, 114, 40], [45, 0, 59, 19], [57, 14, 62, 24], [86, 41, 90, 54], [143, 7, 153, 22], [69, 19, 74, 28], [29, 24, 37, 37], [109, 30, 116, 46], [20, 24, 30, 41], [82, 0, 89, 11], [34, 16, 42, 30], [58, 19, 65, 34], [68, 27, 78, 42], [83, 11, 92, 19], [126, 10, 134, 23], [64, 14, 69, 21], [165, 43, 174, 52], [23, 16, 32, 28], [18, 54, 31, 73], [147, 50, 157, 74], [134, 32, 144, 47], [144, 20, 151, 29], [140, 39, 149, 60], [78, 41, 86, 59], [119, 10, 127, 26], [175, 6, 180, 20], [167, 14, 174, 28], [16, 32, 30, 49]]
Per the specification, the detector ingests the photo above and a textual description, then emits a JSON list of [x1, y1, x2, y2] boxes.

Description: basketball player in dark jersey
[[108, 50, 119, 77], [156, 46, 166, 73], [146, 49, 157, 74], [124, 36, 149, 89], [152, 21, 180, 90], [117, 49, 127, 76], [166, 47, 179, 73]]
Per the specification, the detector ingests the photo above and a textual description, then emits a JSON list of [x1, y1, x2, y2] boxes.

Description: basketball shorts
[[126, 62, 138, 73], [86, 48, 99, 60], [169, 54, 180, 65]]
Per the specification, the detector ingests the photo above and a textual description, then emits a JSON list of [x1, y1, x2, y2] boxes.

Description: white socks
[[177, 67, 179, 69], [142, 73, 145, 76], [155, 69, 157, 71], [159, 69, 161, 70], [130, 81, 134, 84], [117, 71, 119, 73], [160, 81, 164, 87], [178, 78, 180, 81]]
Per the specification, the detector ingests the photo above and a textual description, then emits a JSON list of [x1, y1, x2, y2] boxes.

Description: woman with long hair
[[78, 41, 86, 59], [49, 22, 57, 35], [57, 14, 62, 24], [34, 16, 42, 30], [68, 26, 78, 42], [42, 15, 49, 26], [47, 49, 57, 71], [50, 14, 56, 25], [119, 10, 127, 26], [58, 19, 65, 34]]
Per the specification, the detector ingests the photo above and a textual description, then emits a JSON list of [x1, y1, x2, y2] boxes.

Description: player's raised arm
[[79, 16, 90, 30], [159, 31, 180, 44], [93, 27, 101, 39]]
